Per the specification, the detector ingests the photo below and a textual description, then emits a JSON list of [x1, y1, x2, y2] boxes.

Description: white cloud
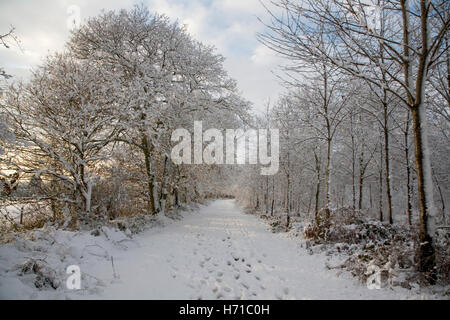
[[212, 0, 267, 15], [0, 0, 285, 112], [251, 44, 280, 65]]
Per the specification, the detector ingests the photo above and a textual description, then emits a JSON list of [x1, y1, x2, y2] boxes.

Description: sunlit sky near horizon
[[0, 0, 285, 114]]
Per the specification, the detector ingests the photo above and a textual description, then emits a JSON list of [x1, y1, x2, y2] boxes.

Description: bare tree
[[258, 0, 449, 283]]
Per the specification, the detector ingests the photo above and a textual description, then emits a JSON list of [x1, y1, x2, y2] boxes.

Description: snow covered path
[[77, 199, 420, 300]]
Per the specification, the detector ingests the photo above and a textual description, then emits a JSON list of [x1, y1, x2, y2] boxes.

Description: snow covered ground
[[0, 199, 445, 299]]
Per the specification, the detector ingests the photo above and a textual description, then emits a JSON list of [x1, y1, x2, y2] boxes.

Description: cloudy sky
[[0, 0, 285, 114]]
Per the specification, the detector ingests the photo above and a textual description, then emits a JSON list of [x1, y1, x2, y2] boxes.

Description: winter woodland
[[0, 1, 449, 299]]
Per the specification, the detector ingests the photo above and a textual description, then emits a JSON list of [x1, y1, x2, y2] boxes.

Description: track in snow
[[81, 199, 417, 299]]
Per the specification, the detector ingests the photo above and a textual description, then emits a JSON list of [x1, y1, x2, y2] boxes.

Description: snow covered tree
[[68, 5, 249, 214], [1, 53, 122, 225], [258, 0, 449, 283]]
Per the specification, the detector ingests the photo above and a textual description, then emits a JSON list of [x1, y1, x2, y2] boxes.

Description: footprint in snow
[[187, 283, 196, 289], [216, 293, 224, 299], [241, 282, 249, 289]]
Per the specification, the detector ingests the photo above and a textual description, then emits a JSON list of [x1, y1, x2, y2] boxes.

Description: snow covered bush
[[304, 207, 361, 243], [432, 229, 450, 284], [18, 258, 60, 290], [303, 207, 450, 287]]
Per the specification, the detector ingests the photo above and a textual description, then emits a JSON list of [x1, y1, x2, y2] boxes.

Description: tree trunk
[[383, 100, 393, 224], [401, 0, 436, 282], [142, 133, 156, 214], [378, 138, 383, 222], [307, 185, 312, 214], [265, 176, 269, 214], [405, 111, 413, 225], [159, 155, 170, 214], [271, 176, 275, 216], [432, 167, 445, 222], [351, 112, 356, 211], [174, 186, 180, 207], [358, 114, 366, 212], [314, 151, 321, 222], [411, 105, 436, 282], [325, 138, 331, 211], [358, 169, 364, 212], [322, 64, 331, 212], [358, 142, 367, 212]]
